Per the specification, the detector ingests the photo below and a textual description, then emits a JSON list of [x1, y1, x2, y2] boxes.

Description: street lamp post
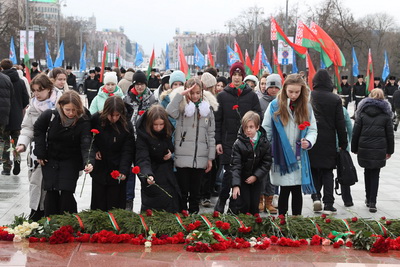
[[283, 0, 289, 73], [25, 0, 29, 50], [225, 21, 234, 48], [57, 0, 67, 51]]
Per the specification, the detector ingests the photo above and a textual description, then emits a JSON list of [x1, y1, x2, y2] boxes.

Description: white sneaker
[[272, 195, 279, 208], [313, 200, 322, 212]]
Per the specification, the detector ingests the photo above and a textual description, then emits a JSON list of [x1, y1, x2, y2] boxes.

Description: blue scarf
[[269, 99, 315, 194]]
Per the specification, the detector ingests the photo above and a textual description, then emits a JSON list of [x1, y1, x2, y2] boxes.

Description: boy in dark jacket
[[231, 111, 272, 214]]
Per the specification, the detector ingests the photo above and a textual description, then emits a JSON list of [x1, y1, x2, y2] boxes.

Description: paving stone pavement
[[1, 102, 400, 225]]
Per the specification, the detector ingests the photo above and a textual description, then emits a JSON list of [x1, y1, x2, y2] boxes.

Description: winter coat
[[89, 85, 125, 114], [351, 98, 394, 169], [230, 127, 272, 188], [166, 86, 218, 169], [118, 71, 134, 95], [259, 93, 275, 114], [215, 83, 262, 165], [148, 76, 160, 89], [33, 109, 94, 192], [16, 89, 62, 210], [393, 89, 400, 109], [353, 82, 367, 97], [30, 69, 40, 79], [385, 83, 397, 97], [340, 83, 352, 96], [67, 73, 77, 90], [0, 72, 12, 128], [262, 99, 318, 186], [84, 77, 102, 94], [90, 112, 135, 185], [135, 112, 180, 213], [2, 68, 29, 131], [124, 87, 156, 137], [308, 70, 348, 169]]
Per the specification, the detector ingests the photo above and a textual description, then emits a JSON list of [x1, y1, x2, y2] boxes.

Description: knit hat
[[217, 76, 228, 87], [244, 75, 259, 87], [132, 70, 147, 85], [229, 62, 245, 78], [357, 74, 364, 79], [201, 72, 217, 88], [169, 70, 186, 86], [266, 74, 282, 89], [103, 71, 118, 84]]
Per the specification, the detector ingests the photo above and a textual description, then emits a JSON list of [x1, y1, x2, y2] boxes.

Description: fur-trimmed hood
[[356, 97, 392, 118], [159, 88, 173, 102], [168, 86, 219, 112]]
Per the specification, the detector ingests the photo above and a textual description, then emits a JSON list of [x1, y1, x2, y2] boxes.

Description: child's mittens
[[184, 101, 196, 117], [198, 101, 210, 117]]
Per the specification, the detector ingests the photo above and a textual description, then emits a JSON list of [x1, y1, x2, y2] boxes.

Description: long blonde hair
[[274, 74, 310, 126]]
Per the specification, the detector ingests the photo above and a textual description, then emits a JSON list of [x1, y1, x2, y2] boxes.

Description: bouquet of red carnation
[[132, 166, 172, 198]]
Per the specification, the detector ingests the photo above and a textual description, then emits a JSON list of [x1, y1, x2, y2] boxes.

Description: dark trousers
[[1, 130, 20, 171], [176, 167, 203, 213], [365, 168, 380, 204], [218, 164, 232, 201], [44, 190, 77, 216], [91, 181, 127, 211], [87, 91, 98, 107], [311, 168, 334, 205], [234, 182, 262, 214], [262, 172, 276, 196], [200, 159, 218, 199], [126, 172, 136, 201], [354, 97, 363, 112], [341, 185, 353, 204], [278, 185, 302, 215]]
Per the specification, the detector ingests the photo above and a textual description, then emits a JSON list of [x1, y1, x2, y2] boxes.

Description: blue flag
[[227, 45, 239, 66], [79, 43, 86, 72], [54, 41, 64, 68], [320, 55, 326, 69], [382, 50, 390, 81], [45, 40, 53, 70], [9, 37, 17, 64], [352, 47, 359, 77], [165, 43, 170, 70], [194, 44, 205, 68], [134, 43, 143, 66], [261, 45, 273, 73], [292, 52, 298, 74]]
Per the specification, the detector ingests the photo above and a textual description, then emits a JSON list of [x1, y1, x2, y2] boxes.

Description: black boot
[[29, 209, 44, 222], [214, 198, 226, 213], [369, 203, 377, 213]]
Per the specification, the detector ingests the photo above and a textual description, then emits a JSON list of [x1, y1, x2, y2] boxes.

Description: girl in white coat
[[262, 74, 317, 215]]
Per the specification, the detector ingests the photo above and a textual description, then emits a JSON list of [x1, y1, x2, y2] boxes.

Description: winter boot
[[265, 195, 277, 214], [125, 200, 133, 211], [258, 195, 265, 212]]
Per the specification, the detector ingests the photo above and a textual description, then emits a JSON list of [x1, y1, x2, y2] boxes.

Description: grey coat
[[166, 87, 218, 169]]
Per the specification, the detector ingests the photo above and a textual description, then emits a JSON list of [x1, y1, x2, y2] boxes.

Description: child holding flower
[[262, 74, 317, 216], [90, 96, 135, 211]]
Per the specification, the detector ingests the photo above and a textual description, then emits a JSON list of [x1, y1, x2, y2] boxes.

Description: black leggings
[[278, 185, 302, 215]]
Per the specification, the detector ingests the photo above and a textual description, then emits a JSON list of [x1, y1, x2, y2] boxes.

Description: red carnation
[[303, 121, 310, 127], [181, 210, 189, 217], [270, 235, 278, 243], [278, 214, 285, 220], [232, 105, 239, 110], [215, 220, 223, 228], [146, 209, 153, 217], [110, 170, 120, 179], [321, 214, 327, 219], [325, 218, 331, 223], [255, 217, 262, 224], [91, 129, 100, 135], [381, 216, 386, 220], [138, 110, 145, 116], [221, 222, 230, 230], [386, 220, 392, 226], [254, 213, 260, 218], [345, 241, 353, 247], [279, 219, 286, 225], [298, 124, 306, 130], [351, 217, 358, 222], [29, 237, 40, 243], [212, 211, 220, 218], [132, 166, 141, 174], [40, 237, 47, 242], [333, 242, 341, 248]]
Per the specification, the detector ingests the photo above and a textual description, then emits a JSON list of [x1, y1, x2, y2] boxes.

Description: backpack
[[334, 149, 358, 195]]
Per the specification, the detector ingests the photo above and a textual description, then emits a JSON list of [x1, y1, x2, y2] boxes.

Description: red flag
[[178, 45, 190, 79], [244, 49, 253, 75], [306, 52, 316, 90], [365, 48, 374, 93], [146, 48, 155, 79], [100, 41, 108, 83], [115, 44, 120, 68], [271, 17, 307, 58], [23, 44, 31, 83], [253, 44, 263, 77], [272, 46, 284, 82], [234, 40, 245, 63], [207, 45, 215, 67]]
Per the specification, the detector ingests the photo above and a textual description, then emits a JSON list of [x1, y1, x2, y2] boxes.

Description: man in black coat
[[339, 75, 351, 109], [214, 61, 262, 213], [309, 69, 348, 214], [148, 68, 160, 89], [352, 74, 367, 117], [0, 70, 13, 173], [30, 62, 41, 79], [66, 66, 77, 92], [0, 59, 30, 175], [384, 76, 397, 115]]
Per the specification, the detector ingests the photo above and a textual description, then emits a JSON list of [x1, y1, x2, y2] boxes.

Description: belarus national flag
[[178, 45, 190, 79], [253, 44, 263, 77], [272, 46, 284, 82], [234, 40, 245, 63], [306, 52, 316, 90], [146, 48, 155, 79], [365, 48, 374, 94], [207, 45, 215, 67], [100, 40, 108, 83], [24, 44, 31, 83], [244, 49, 253, 75], [271, 17, 306, 58]]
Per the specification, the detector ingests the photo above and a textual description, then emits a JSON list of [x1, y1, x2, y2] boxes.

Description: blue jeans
[[126, 172, 136, 201]]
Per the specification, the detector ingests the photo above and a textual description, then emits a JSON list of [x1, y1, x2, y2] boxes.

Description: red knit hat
[[229, 62, 245, 78]]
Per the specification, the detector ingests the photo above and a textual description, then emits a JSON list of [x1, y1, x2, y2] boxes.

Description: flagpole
[[25, 0, 29, 60]]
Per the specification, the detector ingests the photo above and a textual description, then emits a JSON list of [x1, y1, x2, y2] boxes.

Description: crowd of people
[[0, 59, 396, 221]]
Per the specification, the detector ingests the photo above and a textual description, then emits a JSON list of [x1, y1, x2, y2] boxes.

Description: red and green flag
[[253, 44, 263, 78], [207, 45, 215, 67], [100, 40, 108, 83], [244, 49, 253, 75], [365, 48, 374, 94], [272, 46, 284, 82], [178, 45, 190, 79], [23, 44, 31, 83], [306, 52, 316, 90], [146, 48, 155, 79], [234, 39, 245, 63], [271, 17, 307, 58]]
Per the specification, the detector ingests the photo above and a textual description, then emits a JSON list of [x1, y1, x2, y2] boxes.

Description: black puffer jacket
[[230, 126, 272, 188], [309, 69, 348, 169], [351, 98, 394, 169], [2, 68, 29, 131], [393, 89, 400, 109], [135, 112, 180, 213], [215, 83, 262, 164], [0, 72, 12, 127]]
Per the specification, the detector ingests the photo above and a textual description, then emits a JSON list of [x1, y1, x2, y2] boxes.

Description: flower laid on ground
[[80, 129, 99, 197], [132, 166, 172, 198]]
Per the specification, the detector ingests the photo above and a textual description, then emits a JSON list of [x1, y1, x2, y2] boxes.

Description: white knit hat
[[201, 72, 217, 88], [103, 71, 118, 84]]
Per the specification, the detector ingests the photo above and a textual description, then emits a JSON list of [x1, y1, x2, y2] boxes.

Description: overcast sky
[[62, 0, 400, 56]]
